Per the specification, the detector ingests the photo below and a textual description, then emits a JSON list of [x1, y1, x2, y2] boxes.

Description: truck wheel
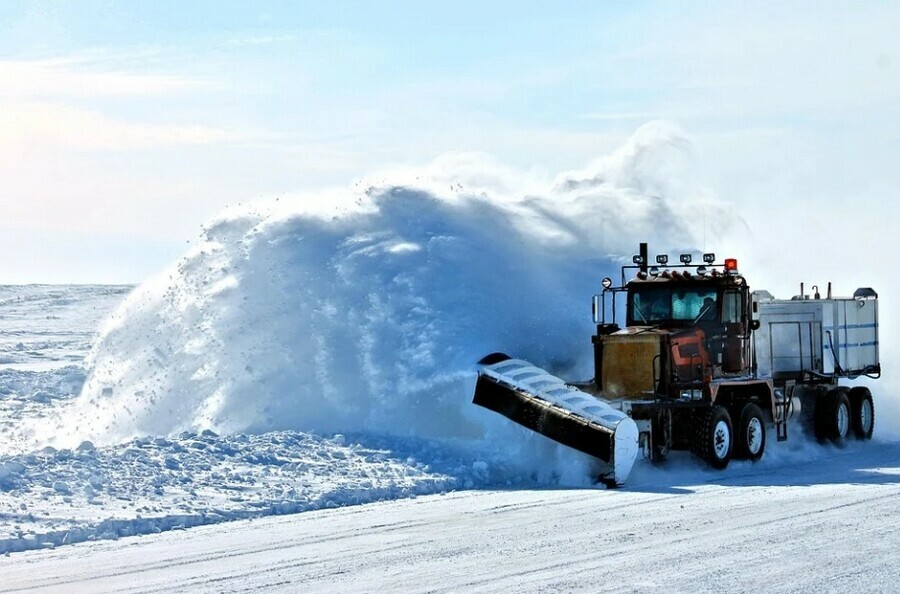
[[691, 405, 733, 469], [814, 388, 851, 444], [849, 387, 875, 440], [734, 403, 766, 462]]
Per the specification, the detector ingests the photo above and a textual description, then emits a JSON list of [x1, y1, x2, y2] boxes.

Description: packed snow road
[[4, 442, 898, 594]]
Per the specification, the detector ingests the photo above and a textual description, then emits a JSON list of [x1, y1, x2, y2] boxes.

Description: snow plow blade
[[473, 355, 639, 485]]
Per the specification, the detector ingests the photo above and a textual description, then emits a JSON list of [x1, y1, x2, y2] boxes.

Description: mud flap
[[473, 357, 639, 485]]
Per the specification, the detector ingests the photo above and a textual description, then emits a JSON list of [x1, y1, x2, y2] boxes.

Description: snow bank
[[0, 431, 469, 554], [36, 122, 734, 483]]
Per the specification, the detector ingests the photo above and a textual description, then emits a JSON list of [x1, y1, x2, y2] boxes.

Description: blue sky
[[2, 1, 898, 283]]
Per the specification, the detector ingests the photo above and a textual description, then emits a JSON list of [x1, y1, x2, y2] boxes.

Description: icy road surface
[[3, 443, 899, 594]]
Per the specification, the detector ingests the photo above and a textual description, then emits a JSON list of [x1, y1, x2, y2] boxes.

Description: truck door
[[722, 289, 749, 373]]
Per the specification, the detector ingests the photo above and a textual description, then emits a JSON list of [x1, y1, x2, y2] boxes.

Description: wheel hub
[[861, 399, 873, 433], [837, 401, 850, 437], [713, 420, 731, 459], [747, 417, 763, 454]]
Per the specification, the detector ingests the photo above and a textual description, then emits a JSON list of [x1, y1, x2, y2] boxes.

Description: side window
[[723, 290, 743, 324]]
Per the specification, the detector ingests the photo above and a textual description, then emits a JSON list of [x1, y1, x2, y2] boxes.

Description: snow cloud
[[33, 124, 739, 480]]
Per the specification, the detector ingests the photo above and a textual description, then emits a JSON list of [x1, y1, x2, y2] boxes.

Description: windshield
[[630, 287, 717, 324]]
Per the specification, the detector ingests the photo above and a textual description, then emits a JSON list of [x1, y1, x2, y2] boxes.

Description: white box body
[[753, 291, 879, 379]]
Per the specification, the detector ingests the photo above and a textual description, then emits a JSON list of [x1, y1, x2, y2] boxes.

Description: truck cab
[[626, 277, 752, 375]]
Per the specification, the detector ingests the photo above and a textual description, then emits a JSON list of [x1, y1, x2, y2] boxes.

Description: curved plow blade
[[473, 357, 639, 485]]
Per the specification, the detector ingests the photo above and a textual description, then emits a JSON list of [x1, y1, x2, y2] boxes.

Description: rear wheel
[[849, 387, 875, 440], [814, 388, 851, 444], [691, 405, 733, 469], [734, 403, 766, 462]]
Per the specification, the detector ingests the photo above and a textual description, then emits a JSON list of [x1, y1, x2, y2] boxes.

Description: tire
[[814, 387, 851, 444], [849, 387, 875, 440], [691, 405, 733, 469], [734, 403, 766, 462]]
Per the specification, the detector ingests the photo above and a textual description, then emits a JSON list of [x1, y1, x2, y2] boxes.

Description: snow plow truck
[[473, 243, 880, 486]]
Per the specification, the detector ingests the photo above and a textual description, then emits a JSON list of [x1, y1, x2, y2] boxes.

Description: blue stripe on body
[[824, 341, 879, 350]]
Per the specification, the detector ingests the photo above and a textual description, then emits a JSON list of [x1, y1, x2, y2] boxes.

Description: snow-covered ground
[[0, 286, 494, 554], [1, 126, 898, 591], [3, 442, 899, 593], [0, 286, 571, 556], [0, 285, 130, 371]]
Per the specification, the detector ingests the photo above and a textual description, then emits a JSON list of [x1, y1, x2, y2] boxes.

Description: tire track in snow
[[438, 485, 900, 593], [1, 516, 435, 593]]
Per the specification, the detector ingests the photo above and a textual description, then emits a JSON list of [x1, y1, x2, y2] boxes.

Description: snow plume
[[48, 122, 738, 479], [872, 306, 899, 440]]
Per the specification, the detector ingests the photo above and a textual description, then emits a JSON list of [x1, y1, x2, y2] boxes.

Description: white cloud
[[583, 112, 663, 121], [225, 34, 297, 47], [0, 103, 233, 152], [0, 58, 225, 153], [0, 58, 204, 98]]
